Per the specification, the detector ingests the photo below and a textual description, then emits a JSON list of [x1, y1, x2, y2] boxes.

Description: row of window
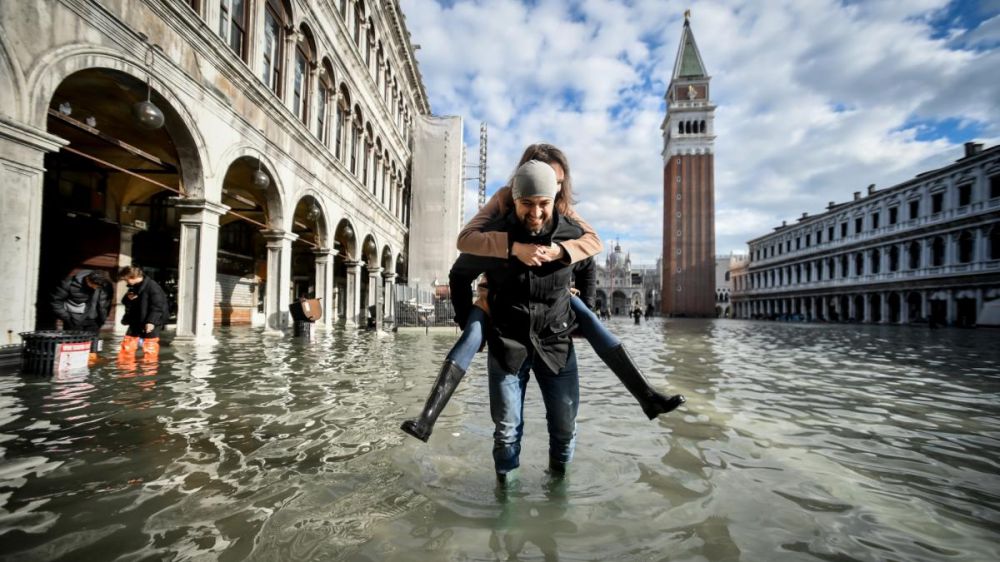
[[736, 227, 1000, 291], [676, 120, 706, 135], [751, 173, 1000, 262], [195, 0, 415, 220]]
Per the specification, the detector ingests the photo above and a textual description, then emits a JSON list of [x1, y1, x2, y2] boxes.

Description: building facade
[[594, 242, 661, 315], [0, 0, 440, 344], [714, 254, 743, 318], [731, 143, 1000, 327], [661, 13, 716, 317]]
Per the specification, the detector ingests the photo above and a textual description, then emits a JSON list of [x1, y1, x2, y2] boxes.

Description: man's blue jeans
[[488, 346, 580, 474]]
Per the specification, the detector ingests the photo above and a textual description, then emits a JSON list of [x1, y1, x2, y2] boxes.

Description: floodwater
[[1, 319, 999, 561]]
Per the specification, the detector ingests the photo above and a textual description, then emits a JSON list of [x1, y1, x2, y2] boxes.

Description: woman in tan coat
[[401, 144, 685, 443]]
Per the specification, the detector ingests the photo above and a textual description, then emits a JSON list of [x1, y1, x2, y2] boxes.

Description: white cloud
[[402, 0, 1000, 264]]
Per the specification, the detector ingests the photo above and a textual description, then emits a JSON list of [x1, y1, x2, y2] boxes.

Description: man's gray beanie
[[512, 160, 558, 200]]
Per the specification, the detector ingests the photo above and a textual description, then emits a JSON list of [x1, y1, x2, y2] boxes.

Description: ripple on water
[[1, 322, 1000, 561]]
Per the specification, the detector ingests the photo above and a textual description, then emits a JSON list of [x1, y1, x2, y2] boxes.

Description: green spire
[[672, 16, 708, 80], [678, 33, 705, 77]]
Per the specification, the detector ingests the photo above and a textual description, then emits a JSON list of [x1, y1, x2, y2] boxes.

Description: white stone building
[[730, 143, 1000, 327], [0, 0, 454, 344], [594, 242, 661, 315]]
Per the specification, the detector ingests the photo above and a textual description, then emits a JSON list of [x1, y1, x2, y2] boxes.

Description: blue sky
[[400, 0, 1000, 264]]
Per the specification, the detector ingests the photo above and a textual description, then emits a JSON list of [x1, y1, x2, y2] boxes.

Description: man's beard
[[520, 215, 553, 236]]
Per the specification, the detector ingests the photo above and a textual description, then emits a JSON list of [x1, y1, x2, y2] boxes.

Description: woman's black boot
[[596, 344, 685, 420], [400, 360, 467, 442]]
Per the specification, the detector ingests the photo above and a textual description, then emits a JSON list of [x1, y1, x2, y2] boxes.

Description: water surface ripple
[[1, 320, 998, 561]]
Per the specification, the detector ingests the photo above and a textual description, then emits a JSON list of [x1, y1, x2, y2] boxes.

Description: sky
[[400, 0, 1000, 265]]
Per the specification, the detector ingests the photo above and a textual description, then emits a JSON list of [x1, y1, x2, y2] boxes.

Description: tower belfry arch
[[661, 11, 716, 316]]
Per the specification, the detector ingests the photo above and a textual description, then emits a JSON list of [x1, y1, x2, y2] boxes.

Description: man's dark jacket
[[449, 210, 587, 374], [121, 277, 168, 333], [50, 270, 111, 330]]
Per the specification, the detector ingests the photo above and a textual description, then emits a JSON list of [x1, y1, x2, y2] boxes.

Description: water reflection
[[0, 321, 999, 560]]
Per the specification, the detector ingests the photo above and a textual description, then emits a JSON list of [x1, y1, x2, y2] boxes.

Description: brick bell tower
[[661, 11, 716, 317]]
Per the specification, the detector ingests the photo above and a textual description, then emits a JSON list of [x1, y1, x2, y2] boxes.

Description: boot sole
[[400, 420, 431, 442]]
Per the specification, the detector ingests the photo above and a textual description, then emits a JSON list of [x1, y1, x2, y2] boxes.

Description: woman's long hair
[[513, 143, 574, 214]]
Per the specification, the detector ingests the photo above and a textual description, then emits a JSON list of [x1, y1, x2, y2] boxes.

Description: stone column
[[863, 294, 872, 323], [976, 287, 984, 324], [368, 266, 382, 331], [283, 30, 298, 113], [114, 225, 142, 333], [0, 118, 67, 344], [848, 294, 857, 321], [879, 292, 889, 324], [383, 271, 396, 323], [900, 293, 910, 324], [174, 199, 229, 343], [342, 114, 353, 167], [945, 288, 956, 326], [308, 64, 320, 130], [263, 229, 297, 333], [921, 291, 929, 320], [820, 296, 828, 321], [331, 286, 340, 323], [314, 249, 333, 327], [344, 260, 360, 326]]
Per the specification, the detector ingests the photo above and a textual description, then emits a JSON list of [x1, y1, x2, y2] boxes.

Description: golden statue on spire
[[684, 9, 691, 21]]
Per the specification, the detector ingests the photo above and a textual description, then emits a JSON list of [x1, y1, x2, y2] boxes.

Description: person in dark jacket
[[117, 265, 168, 359], [50, 269, 112, 359], [51, 269, 112, 331]]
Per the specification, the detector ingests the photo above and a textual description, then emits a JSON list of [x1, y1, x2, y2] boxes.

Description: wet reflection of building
[[731, 143, 1000, 327], [0, 0, 436, 344]]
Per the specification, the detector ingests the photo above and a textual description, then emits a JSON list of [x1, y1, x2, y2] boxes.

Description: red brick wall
[[662, 153, 716, 316]]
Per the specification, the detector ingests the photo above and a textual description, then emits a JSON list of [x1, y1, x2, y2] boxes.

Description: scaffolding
[[463, 122, 488, 208]]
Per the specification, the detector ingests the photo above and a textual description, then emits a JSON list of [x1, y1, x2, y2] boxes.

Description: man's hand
[[144, 323, 155, 334]]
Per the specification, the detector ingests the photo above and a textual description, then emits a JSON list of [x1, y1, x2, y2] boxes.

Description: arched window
[[363, 123, 374, 189], [317, 59, 335, 145], [219, 0, 249, 59], [374, 138, 383, 197], [351, 105, 363, 174], [700, 120, 706, 133], [889, 245, 899, 272], [854, 252, 863, 276], [384, 64, 392, 103], [293, 25, 317, 125], [354, 0, 365, 48], [871, 248, 881, 274], [839, 254, 847, 278], [381, 149, 390, 204], [376, 43, 384, 90], [990, 227, 1000, 260], [908, 240, 921, 269], [335, 86, 350, 160], [340, 0, 348, 18], [261, 0, 291, 96], [366, 18, 376, 70], [931, 236, 945, 266], [958, 230, 974, 263]]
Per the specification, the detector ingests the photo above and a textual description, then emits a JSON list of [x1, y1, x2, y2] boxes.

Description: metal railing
[[393, 284, 456, 328]]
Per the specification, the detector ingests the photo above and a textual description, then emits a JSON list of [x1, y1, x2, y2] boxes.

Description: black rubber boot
[[596, 344, 686, 420], [400, 360, 467, 442]]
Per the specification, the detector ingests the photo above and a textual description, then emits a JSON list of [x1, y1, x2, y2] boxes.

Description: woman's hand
[[512, 242, 565, 266]]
